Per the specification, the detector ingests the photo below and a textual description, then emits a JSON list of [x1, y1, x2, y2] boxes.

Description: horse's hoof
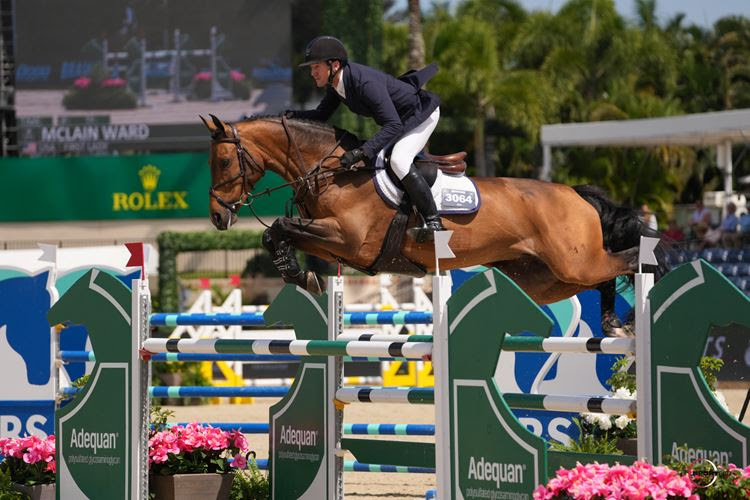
[[601, 311, 626, 338], [305, 272, 326, 295], [602, 318, 635, 338]]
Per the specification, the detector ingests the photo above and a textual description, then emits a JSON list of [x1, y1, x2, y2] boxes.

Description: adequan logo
[[112, 164, 189, 212]]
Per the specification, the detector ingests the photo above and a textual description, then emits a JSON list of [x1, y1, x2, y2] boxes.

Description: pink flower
[[193, 71, 212, 81], [231, 453, 246, 469], [230, 70, 245, 82], [101, 77, 126, 88], [46, 460, 56, 473], [231, 432, 248, 451], [534, 461, 697, 499], [74, 76, 92, 89]]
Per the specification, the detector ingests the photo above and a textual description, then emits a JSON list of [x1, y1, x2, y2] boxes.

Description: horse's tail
[[573, 185, 669, 282]]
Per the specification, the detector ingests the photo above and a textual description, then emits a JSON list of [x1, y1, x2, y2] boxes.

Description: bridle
[[208, 117, 349, 226], [208, 123, 264, 213]]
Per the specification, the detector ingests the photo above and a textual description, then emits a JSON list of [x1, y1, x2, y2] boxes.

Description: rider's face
[[309, 62, 329, 88]]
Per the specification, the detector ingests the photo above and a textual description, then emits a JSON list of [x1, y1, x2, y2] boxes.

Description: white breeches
[[390, 107, 440, 180]]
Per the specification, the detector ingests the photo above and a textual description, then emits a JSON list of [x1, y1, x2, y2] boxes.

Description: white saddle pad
[[372, 152, 481, 215]]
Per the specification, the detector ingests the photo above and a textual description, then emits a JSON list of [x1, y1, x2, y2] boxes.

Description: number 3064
[[444, 193, 473, 204]]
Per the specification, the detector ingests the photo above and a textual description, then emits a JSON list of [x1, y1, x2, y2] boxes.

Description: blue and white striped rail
[[149, 310, 433, 327], [344, 311, 432, 325], [148, 386, 289, 398], [347, 462, 434, 473], [63, 386, 290, 398], [141, 338, 433, 359], [150, 313, 268, 326], [167, 422, 435, 436], [251, 459, 432, 474], [344, 423, 434, 436]]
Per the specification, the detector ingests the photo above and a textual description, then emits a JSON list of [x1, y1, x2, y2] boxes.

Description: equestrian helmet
[[299, 36, 348, 66]]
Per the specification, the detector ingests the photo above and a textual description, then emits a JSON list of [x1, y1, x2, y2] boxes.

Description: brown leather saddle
[[385, 150, 467, 187], [416, 151, 467, 176]]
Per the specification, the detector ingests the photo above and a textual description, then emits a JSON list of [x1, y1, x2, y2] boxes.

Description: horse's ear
[[199, 115, 214, 134], [209, 114, 227, 137]]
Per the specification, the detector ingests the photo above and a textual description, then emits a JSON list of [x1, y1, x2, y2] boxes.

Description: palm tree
[[428, 14, 500, 176], [407, 0, 425, 69]]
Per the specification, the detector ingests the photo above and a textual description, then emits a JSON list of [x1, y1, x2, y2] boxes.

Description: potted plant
[[148, 422, 250, 500], [533, 461, 695, 499], [62, 65, 137, 110], [0, 435, 56, 499]]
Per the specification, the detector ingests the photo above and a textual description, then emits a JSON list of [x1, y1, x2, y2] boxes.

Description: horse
[[201, 113, 665, 334]]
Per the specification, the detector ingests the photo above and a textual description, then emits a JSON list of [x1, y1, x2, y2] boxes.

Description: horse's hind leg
[[597, 280, 635, 337], [537, 217, 637, 288], [493, 257, 633, 337], [491, 257, 588, 304]]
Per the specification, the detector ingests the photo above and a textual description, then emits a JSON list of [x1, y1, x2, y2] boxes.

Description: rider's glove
[[340, 148, 366, 170]]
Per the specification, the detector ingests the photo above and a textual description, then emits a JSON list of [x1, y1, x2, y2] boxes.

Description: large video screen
[[15, 0, 292, 156]]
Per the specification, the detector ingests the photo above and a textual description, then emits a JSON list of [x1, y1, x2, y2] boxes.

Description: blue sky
[[402, 0, 749, 28], [519, 0, 749, 27]]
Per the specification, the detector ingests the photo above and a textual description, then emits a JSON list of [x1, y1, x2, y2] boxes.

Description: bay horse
[[201, 114, 664, 333]]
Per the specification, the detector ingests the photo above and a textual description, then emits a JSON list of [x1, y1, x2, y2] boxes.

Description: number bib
[[441, 188, 476, 210]]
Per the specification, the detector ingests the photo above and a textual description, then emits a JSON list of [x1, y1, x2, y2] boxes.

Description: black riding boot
[[401, 165, 445, 243]]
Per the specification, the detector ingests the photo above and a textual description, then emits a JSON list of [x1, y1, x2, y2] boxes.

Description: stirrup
[[406, 215, 445, 244]]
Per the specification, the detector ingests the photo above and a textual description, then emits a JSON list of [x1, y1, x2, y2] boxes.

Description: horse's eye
[[221, 158, 231, 168]]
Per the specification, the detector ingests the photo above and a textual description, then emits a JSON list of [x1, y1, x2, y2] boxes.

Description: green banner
[[0, 153, 291, 221]]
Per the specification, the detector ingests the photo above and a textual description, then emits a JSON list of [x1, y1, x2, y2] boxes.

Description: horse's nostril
[[212, 213, 223, 227]]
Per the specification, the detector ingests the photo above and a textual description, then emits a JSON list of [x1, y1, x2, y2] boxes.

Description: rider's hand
[[340, 148, 365, 170]]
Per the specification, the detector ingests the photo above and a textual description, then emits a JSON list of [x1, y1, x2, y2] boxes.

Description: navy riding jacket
[[294, 62, 440, 160]]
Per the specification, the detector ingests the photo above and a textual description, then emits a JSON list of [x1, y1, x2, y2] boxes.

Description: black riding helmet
[[299, 36, 348, 67]]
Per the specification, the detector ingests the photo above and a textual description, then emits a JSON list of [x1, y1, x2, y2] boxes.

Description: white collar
[[333, 67, 346, 99]]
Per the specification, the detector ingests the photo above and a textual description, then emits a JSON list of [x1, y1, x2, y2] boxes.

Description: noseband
[[209, 123, 264, 212]]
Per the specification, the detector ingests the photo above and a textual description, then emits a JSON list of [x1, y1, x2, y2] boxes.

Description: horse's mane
[[239, 113, 361, 149]]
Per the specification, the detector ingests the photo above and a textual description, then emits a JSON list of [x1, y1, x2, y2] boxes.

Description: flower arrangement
[[0, 435, 56, 486], [63, 65, 137, 110], [672, 461, 750, 498], [190, 69, 251, 100], [148, 422, 250, 476], [533, 461, 696, 499]]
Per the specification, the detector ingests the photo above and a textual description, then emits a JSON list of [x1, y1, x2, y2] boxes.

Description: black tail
[[573, 185, 669, 280]]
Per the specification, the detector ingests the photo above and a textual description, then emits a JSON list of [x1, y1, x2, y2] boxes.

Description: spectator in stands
[[740, 203, 750, 245], [663, 219, 684, 242], [720, 202, 741, 248], [689, 200, 711, 241], [640, 203, 658, 231]]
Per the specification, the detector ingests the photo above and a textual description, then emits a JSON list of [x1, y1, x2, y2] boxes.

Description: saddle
[[341, 150, 469, 278], [384, 150, 467, 187]]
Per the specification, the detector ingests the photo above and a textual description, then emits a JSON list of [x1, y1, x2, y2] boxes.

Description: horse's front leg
[[265, 217, 348, 295]]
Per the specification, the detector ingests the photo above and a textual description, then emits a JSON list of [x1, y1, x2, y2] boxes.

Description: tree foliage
[[378, 0, 750, 213]]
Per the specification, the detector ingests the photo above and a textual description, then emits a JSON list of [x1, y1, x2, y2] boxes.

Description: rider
[[287, 35, 445, 241]]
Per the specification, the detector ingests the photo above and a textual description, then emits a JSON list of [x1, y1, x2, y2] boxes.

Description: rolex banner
[[0, 153, 291, 221]]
